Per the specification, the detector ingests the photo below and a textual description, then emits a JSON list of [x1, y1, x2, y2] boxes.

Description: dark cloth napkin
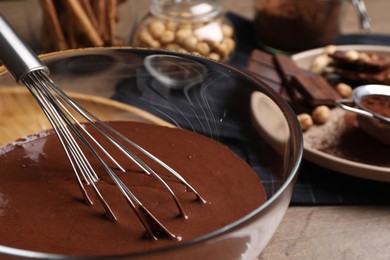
[[226, 12, 390, 205]]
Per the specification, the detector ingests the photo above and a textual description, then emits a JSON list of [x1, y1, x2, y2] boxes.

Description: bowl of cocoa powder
[[337, 84, 390, 145]]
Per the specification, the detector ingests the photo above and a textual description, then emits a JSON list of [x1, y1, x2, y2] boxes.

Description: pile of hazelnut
[[133, 17, 236, 62]]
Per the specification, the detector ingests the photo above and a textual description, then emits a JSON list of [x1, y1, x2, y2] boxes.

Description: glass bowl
[[0, 48, 302, 259]]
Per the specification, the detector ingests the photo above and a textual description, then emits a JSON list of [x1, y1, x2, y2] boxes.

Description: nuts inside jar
[[133, 17, 235, 62]]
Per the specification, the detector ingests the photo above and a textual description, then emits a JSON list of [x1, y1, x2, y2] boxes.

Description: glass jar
[[253, 0, 371, 54], [254, 0, 348, 54], [132, 0, 235, 62]]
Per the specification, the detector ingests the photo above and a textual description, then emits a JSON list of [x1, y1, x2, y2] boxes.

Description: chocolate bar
[[246, 49, 340, 111], [273, 54, 307, 102], [273, 54, 340, 107], [246, 49, 291, 101], [250, 48, 274, 65], [290, 74, 340, 107], [274, 54, 311, 81]]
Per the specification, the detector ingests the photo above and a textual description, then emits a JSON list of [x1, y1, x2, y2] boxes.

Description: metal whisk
[[0, 14, 205, 240]]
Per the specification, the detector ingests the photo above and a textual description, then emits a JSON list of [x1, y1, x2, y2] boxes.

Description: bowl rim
[[0, 47, 303, 259]]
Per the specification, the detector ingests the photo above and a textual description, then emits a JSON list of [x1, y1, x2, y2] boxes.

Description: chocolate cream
[[0, 121, 266, 256]]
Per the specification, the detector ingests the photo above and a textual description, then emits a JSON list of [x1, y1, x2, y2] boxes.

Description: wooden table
[[1, 1, 389, 259]]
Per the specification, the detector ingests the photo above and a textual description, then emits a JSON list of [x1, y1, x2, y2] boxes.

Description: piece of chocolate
[[246, 49, 291, 101], [290, 74, 340, 107], [246, 57, 282, 88], [273, 54, 308, 102], [274, 54, 311, 81], [250, 48, 274, 65]]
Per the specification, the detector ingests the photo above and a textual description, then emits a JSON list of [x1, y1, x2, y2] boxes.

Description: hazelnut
[[139, 28, 153, 43], [345, 50, 359, 61], [149, 20, 166, 38], [147, 40, 161, 49], [139, 29, 161, 48], [176, 28, 192, 44], [166, 20, 178, 31], [297, 113, 313, 131], [310, 53, 331, 74], [215, 42, 230, 60], [159, 30, 175, 44], [182, 35, 198, 51], [358, 52, 371, 62], [204, 39, 218, 49], [312, 105, 331, 125], [222, 24, 234, 38], [208, 52, 221, 61], [324, 45, 337, 55], [165, 43, 181, 51], [224, 38, 236, 52], [196, 42, 210, 56], [335, 82, 353, 98]]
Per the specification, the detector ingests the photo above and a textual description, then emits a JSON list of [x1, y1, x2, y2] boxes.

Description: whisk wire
[[21, 70, 205, 239], [26, 73, 100, 181], [23, 73, 103, 207], [0, 13, 204, 239], [41, 73, 205, 203], [37, 71, 202, 213]]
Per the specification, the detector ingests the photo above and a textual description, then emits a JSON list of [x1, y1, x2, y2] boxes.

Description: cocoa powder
[[360, 95, 390, 118], [319, 113, 390, 167]]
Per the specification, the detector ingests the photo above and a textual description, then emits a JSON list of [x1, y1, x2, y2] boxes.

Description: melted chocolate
[[0, 121, 266, 256]]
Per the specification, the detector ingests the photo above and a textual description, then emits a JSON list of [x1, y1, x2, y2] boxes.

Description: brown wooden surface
[[0, 1, 389, 259]]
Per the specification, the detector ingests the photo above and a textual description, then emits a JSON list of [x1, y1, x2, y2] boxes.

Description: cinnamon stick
[[60, 0, 104, 47], [39, 16, 53, 52], [92, 0, 107, 39], [106, 0, 117, 45], [79, 0, 99, 32], [66, 19, 79, 49], [39, 0, 69, 50]]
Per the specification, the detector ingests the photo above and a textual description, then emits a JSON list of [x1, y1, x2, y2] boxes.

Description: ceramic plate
[[292, 45, 390, 182]]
